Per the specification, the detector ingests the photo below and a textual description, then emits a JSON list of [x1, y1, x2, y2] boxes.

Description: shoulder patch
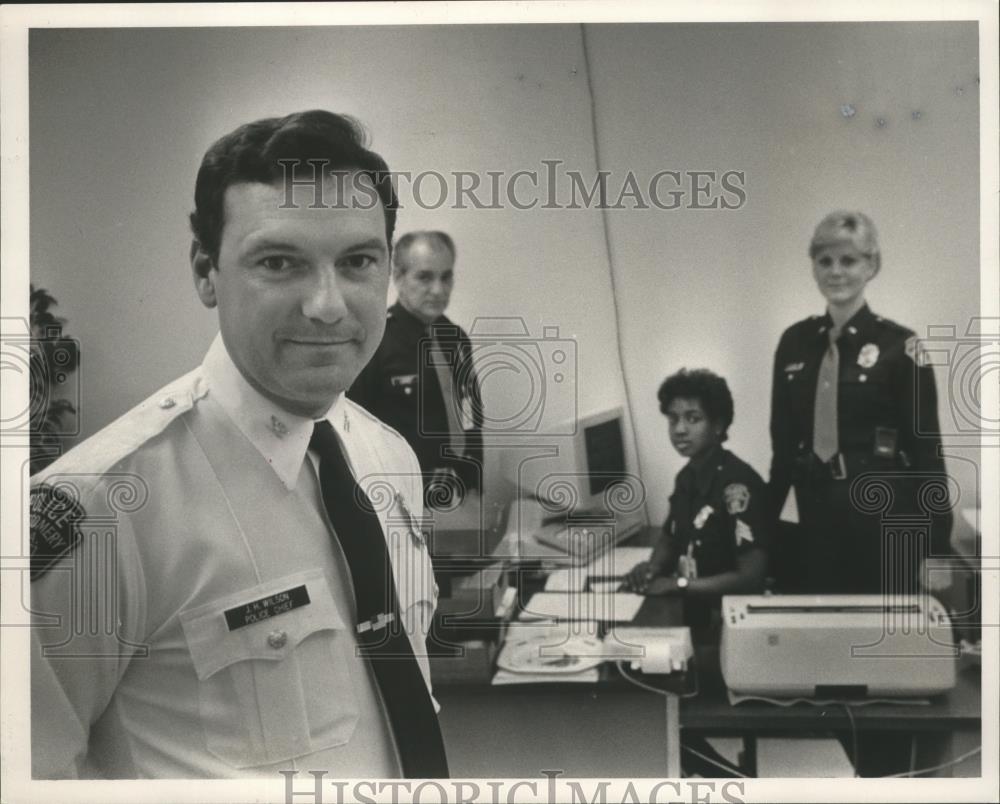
[[30, 483, 86, 580], [723, 483, 750, 515]]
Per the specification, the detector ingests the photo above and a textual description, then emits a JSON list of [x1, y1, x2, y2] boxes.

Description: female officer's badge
[[857, 343, 880, 369], [723, 483, 750, 515]]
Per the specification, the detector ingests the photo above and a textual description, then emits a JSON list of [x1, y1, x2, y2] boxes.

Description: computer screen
[[583, 417, 626, 498], [502, 406, 639, 517]]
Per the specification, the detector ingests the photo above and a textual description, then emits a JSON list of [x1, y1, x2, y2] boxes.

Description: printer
[[720, 595, 957, 698]]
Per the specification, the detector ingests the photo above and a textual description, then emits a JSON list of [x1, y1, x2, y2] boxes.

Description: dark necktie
[[428, 330, 467, 458], [309, 420, 449, 778]]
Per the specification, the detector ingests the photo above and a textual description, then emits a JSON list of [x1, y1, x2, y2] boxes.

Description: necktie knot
[[310, 419, 339, 456]]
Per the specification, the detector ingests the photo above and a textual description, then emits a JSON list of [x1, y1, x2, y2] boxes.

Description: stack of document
[[518, 592, 645, 623]]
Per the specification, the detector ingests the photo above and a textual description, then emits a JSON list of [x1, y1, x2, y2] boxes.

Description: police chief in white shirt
[[29, 110, 445, 779]]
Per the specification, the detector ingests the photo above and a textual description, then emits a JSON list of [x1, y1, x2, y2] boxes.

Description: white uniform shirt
[[30, 335, 437, 778]]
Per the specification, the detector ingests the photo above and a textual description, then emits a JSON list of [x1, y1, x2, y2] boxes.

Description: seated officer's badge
[[857, 343, 880, 369], [30, 484, 86, 581], [723, 483, 750, 515]]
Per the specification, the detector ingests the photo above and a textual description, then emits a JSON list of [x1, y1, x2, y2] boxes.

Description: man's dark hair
[[657, 368, 735, 442], [190, 110, 398, 262]]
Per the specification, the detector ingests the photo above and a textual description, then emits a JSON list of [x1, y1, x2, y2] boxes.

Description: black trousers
[[793, 475, 937, 595]]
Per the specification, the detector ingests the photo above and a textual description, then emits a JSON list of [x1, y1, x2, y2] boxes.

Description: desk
[[436, 658, 981, 778], [432, 527, 982, 778]]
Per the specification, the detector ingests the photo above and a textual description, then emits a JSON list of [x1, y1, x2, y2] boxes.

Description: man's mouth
[[287, 336, 354, 346]]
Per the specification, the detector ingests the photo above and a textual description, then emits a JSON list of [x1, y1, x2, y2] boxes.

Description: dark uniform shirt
[[665, 445, 770, 579], [349, 302, 484, 493], [768, 303, 952, 592]]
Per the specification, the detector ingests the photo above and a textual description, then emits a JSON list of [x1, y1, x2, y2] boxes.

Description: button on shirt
[[30, 334, 437, 779]]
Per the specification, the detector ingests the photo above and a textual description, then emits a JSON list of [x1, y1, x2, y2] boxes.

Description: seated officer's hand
[[641, 576, 680, 596], [621, 561, 655, 592]]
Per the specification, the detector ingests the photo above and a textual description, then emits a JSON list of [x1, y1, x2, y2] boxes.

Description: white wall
[[30, 22, 980, 536], [29, 25, 631, 509], [585, 22, 980, 525]]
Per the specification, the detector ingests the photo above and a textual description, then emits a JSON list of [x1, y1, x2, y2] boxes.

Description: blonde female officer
[[767, 211, 952, 595]]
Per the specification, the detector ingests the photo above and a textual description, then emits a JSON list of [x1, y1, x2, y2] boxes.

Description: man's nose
[[302, 268, 348, 323]]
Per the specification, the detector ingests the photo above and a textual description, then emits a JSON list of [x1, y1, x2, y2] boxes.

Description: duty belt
[[795, 450, 907, 483]]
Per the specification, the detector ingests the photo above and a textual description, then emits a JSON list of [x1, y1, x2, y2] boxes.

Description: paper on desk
[[519, 592, 644, 622], [582, 546, 653, 576], [492, 667, 600, 685], [544, 569, 584, 591]]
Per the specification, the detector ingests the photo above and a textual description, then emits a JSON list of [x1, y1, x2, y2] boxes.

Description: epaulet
[[30, 368, 208, 581], [344, 396, 409, 444], [870, 312, 914, 337], [783, 316, 820, 336], [33, 368, 208, 484]]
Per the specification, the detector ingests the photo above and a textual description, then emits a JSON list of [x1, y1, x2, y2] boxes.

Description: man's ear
[[191, 240, 218, 309]]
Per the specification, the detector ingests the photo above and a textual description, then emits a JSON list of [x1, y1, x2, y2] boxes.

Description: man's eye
[[818, 257, 833, 268], [840, 257, 857, 267], [260, 256, 294, 272], [341, 254, 376, 272]]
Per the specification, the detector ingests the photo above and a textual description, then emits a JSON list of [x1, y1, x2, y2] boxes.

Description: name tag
[[224, 585, 311, 630]]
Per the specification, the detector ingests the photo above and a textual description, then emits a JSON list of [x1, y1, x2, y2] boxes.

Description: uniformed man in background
[[30, 110, 448, 779], [349, 231, 484, 507]]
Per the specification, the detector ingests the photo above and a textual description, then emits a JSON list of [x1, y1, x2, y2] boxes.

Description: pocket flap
[[180, 569, 345, 680]]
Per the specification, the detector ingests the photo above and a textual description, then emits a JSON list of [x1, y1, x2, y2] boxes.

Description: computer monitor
[[503, 407, 644, 522]]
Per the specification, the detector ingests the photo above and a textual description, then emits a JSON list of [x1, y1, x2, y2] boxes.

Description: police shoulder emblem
[[30, 483, 87, 581], [904, 335, 929, 367], [723, 483, 750, 515], [857, 343, 880, 369]]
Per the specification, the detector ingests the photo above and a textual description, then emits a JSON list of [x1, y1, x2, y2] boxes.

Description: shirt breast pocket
[[179, 569, 360, 768]]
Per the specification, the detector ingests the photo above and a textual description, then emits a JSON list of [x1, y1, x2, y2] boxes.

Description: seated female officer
[[622, 369, 770, 632]]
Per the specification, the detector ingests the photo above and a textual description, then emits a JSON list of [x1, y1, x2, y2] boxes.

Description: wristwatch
[[676, 576, 690, 593]]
